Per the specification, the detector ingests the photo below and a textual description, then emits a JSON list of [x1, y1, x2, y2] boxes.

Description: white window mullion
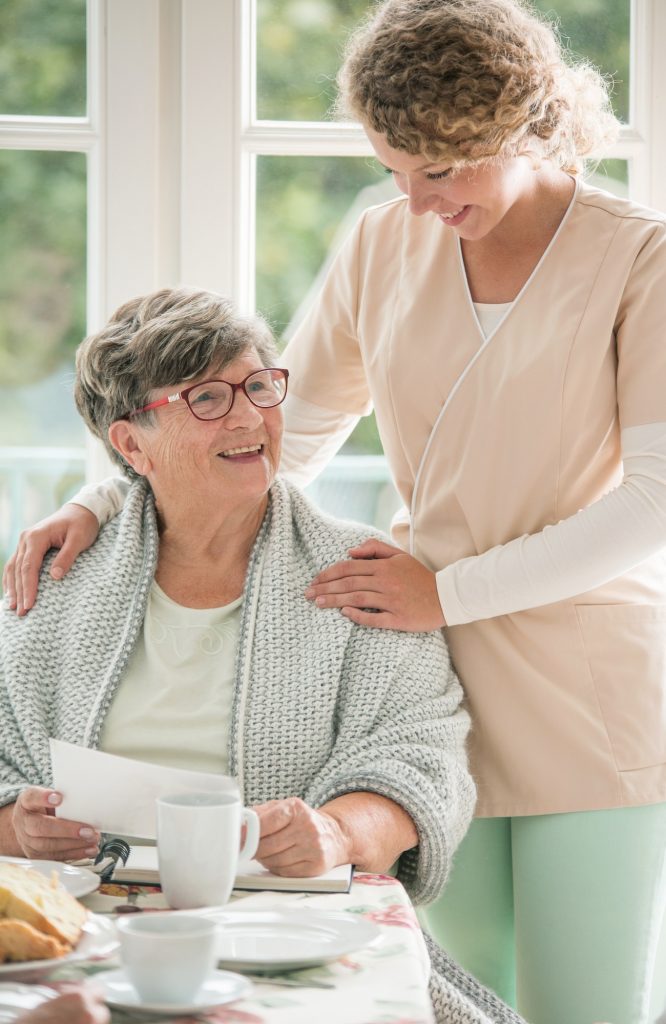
[[238, 0, 256, 313], [180, 0, 238, 297], [105, 0, 162, 311], [87, 0, 104, 333], [243, 121, 371, 157], [646, 0, 666, 211]]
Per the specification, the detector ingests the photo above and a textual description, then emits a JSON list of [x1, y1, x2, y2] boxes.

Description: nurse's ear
[[108, 419, 154, 477]]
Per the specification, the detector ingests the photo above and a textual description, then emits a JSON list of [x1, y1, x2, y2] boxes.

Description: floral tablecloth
[[54, 873, 434, 1024]]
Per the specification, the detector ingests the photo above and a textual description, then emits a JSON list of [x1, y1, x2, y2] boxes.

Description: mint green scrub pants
[[421, 805, 666, 1024]]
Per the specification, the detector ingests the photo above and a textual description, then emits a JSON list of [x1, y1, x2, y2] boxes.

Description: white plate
[[97, 967, 251, 1014], [0, 856, 100, 899], [0, 914, 118, 982], [211, 909, 381, 971]]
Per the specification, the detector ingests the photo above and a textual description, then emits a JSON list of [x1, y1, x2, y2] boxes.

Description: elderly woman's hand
[[253, 798, 350, 876], [18, 986, 110, 1024], [11, 788, 101, 862], [3, 505, 99, 617]]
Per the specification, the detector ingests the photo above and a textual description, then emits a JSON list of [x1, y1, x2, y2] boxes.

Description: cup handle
[[239, 808, 260, 864]]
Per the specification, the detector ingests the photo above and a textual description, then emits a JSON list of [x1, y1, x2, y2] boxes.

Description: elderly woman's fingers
[[16, 787, 62, 812], [13, 789, 100, 861], [254, 798, 349, 875], [254, 798, 299, 838]]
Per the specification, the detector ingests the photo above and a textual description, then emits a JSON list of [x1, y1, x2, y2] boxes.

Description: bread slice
[[0, 862, 87, 946], [0, 918, 68, 962]]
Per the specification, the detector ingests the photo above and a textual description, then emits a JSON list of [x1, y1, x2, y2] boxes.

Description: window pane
[[532, 0, 630, 123], [256, 155, 395, 335], [256, 155, 397, 457], [589, 158, 629, 197], [0, 0, 86, 116], [0, 150, 87, 568], [256, 0, 370, 121]]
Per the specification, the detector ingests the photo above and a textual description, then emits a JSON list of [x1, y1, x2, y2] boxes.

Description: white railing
[[0, 448, 400, 568]]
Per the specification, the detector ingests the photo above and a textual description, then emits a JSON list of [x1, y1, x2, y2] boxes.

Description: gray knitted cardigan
[[0, 476, 474, 903], [0, 477, 527, 1024]]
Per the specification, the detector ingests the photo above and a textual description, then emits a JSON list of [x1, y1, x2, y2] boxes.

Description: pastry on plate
[[0, 862, 88, 962]]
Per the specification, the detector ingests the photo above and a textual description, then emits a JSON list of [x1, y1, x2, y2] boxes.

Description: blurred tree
[[257, 0, 370, 121], [532, 0, 629, 122], [0, 0, 86, 116], [0, 151, 86, 392]]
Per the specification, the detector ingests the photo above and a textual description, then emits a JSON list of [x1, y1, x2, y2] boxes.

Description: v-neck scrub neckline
[[456, 175, 580, 347]]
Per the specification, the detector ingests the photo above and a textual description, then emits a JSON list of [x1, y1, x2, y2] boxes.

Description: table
[[52, 872, 435, 1024]]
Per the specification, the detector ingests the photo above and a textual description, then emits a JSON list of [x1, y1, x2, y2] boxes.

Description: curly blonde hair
[[337, 0, 619, 173]]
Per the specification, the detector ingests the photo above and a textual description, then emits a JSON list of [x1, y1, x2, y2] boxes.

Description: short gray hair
[[74, 287, 279, 471]]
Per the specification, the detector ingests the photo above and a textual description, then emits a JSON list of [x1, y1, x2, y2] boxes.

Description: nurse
[[4, 2, 666, 1023]]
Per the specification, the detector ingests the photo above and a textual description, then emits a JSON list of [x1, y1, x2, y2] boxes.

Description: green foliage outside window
[[0, 0, 86, 116]]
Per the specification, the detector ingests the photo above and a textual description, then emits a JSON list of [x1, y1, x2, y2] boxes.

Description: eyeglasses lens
[[188, 369, 287, 420]]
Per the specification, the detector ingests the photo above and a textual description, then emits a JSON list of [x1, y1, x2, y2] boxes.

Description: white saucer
[[97, 967, 251, 1014]]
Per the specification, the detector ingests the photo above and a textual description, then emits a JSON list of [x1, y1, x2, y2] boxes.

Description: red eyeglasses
[[130, 368, 289, 422]]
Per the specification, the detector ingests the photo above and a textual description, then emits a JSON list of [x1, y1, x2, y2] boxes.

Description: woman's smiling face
[[122, 347, 284, 515], [366, 126, 536, 242]]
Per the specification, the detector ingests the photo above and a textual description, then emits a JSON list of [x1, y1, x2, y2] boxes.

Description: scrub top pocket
[[575, 603, 666, 771]]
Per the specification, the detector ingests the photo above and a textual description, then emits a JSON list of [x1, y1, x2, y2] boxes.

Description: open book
[[99, 842, 353, 894]]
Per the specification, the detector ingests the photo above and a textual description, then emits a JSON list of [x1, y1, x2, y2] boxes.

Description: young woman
[[5, 3, 666, 1023]]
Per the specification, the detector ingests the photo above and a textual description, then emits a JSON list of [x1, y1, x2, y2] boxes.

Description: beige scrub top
[[283, 180, 666, 817]]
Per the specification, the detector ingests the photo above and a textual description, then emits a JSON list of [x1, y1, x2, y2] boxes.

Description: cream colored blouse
[[100, 582, 241, 774]]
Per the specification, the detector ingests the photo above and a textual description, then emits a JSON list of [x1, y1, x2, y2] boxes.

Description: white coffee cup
[[157, 791, 260, 909], [117, 913, 217, 1004]]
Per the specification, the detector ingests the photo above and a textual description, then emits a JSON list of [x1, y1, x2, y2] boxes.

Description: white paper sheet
[[50, 739, 238, 839]]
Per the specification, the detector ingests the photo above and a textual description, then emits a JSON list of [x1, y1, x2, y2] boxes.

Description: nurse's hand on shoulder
[[305, 538, 446, 632], [3, 504, 99, 616]]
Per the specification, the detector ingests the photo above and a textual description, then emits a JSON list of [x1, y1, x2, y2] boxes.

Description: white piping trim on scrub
[[234, 544, 267, 801], [408, 176, 581, 555]]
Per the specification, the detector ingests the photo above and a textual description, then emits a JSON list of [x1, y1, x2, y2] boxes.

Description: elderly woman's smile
[[218, 443, 263, 459]]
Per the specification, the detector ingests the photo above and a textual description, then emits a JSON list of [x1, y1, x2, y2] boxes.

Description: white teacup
[[157, 791, 260, 909], [117, 913, 217, 1004]]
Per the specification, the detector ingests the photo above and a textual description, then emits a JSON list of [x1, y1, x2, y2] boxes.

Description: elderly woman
[[0, 288, 473, 888], [0, 288, 521, 1024]]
